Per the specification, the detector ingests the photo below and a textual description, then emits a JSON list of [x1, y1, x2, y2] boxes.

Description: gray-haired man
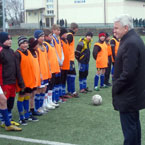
[[112, 14, 145, 145]]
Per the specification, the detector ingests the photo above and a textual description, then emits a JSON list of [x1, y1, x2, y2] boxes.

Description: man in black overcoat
[[112, 14, 145, 145]]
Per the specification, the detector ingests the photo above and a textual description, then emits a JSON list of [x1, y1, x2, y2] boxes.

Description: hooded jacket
[[0, 44, 24, 88]]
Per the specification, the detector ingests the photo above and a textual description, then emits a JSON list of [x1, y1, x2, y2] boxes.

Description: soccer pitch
[[0, 35, 145, 145]]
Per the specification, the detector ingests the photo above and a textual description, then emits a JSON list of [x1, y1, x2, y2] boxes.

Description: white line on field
[[0, 134, 77, 145]]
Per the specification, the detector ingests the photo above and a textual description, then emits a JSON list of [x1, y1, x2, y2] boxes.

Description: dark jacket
[[0, 44, 24, 88], [112, 29, 145, 112], [75, 38, 91, 64]]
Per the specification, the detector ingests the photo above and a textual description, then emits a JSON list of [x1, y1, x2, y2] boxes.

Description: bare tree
[[5, 0, 24, 26], [0, 0, 2, 27]]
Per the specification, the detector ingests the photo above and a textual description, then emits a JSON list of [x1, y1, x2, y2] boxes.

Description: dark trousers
[[120, 111, 141, 145], [104, 56, 112, 85], [61, 70, 68, 85]]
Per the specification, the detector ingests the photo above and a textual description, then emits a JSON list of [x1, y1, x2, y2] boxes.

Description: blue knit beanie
[[34, 30, 44, 39], [0, 32, 9, 44]]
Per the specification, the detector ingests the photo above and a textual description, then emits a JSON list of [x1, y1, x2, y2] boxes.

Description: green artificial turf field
[[0, 35, 145, 145]]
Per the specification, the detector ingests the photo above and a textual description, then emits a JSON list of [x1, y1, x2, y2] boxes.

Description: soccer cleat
[[42, 106, 50, 114], [85, 87, 92, 92], [5, 125, 22, 131], [32, 111, 43, 116], [80, 89, 87, 93], [47, 95, 59, 107], [50, 101, 60, 107], [26, 115, 39, 122], [66, 92, 72, 96], [59, 98, 67, 103], [94, 86, 100, 91], [44, 103, 55, 110], [19, 119, 28, 126], [54, 103, 60, 107], [37, 107, 47, 114], [59, 97, 67, 102], [1, 121, 20, 128], [0, 123, 5, 128], [63, 95, 72, 99], [72, 92, 79, 98], [100, 85, 108, 88], [11, 120, 20, 126], [104, 83, 112, 87]]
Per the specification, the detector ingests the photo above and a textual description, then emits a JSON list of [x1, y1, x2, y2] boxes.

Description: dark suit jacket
[[112, 29, 145, 112]]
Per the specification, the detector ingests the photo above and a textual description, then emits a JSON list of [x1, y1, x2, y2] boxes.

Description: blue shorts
[[39, 79, 49, 88], [79, 63, 89, 72]]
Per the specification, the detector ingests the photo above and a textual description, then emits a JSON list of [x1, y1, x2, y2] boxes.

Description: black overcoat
[[112, 29, 145, 112]]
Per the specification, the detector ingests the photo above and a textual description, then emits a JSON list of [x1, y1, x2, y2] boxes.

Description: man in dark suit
[[112, 14, 145, 145]]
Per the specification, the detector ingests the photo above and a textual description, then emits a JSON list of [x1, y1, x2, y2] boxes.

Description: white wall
[[107, 0, 124, 23], [24, 0, 46, 9], [58, 0, 145, 23], [123, 1, 145, 19], [58, 0, 105, 23], [24, 0, 145, 25]]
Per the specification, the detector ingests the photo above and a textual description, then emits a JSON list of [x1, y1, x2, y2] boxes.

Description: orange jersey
[[16, 50, 36, 92], [30, 52, 41, 87], [67, 32, 75, 61], [37, 45, 51, 80], [43, 41, 60, 74], [94, 42, 108, 68], [61, 39, 70, 70], [106, 43, 112, 56], [52, 35, 64, 66], [111, 38, 120, 62]]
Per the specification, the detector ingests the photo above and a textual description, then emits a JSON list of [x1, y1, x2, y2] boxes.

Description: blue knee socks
[[0, 109, 11, 126]]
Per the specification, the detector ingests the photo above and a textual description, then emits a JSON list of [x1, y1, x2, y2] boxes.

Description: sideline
[[0, 134, 77, 145]]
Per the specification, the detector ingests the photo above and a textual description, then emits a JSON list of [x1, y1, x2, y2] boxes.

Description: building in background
[[23, 0, 57, 28], [23, 0, 145, 28], [58, 0, 145, 27]]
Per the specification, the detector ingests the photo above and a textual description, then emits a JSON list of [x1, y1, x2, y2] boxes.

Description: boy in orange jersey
[[43, 29, 60, 108], [28, 37, 42, 117], [110, 35, 120, 79], [15, 36, 38, 125], [51, 24, 66, 102], [93, 32, 108, 91], [67, 22, 79, 98], [33, 30, 52, 114], [59, 27, 72, 99], [104, 33, 112, 87]]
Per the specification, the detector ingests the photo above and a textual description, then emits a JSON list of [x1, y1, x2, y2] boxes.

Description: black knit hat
[[60, 27, 68, 37], [0, 32, 9, 44], [18, 36, 28, 46], [28, 37, 38, 48], [85, 31, 93, 37], [105, 32, 110, 38]]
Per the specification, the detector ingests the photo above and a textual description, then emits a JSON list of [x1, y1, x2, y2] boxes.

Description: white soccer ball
[[92, 94, 102, 105]]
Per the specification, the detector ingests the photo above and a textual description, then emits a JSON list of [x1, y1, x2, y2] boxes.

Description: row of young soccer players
[[0, 23, 79, 130]]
